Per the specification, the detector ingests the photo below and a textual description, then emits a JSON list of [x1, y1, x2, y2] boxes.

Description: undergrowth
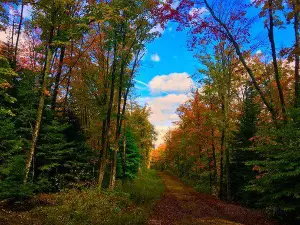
[[32, 169, 164, 225]]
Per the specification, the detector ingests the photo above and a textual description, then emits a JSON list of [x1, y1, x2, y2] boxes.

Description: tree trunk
[[98, 119, 107, 186], [219, 130, 225, 199], [51, 46, 65, 111], [98, 37, 117, 187], [294, 2, 300, 108], [268, 0, 287, 122], [24, 28, 54, 183], [206, 147, 212, 193], [211, 127, 218, 193], [109, 148, 118, 191], [109, 60, 125, 190], [14, 0, 24, 67]]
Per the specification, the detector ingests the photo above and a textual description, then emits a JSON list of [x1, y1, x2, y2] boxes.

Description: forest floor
[[148, 172, 280, 225]]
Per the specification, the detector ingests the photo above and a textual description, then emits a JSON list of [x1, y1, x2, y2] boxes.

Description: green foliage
[[0, 56, 17, 116], [193, 171, 212, 194], [35, 188, 146, 225], [35, 117, 96, 192], [230, 85, 260, 206], [0, 118, 22, 173], [246, 118, 300, 221], [34, 169, 163, 225], [0, 155, 34, 200], [117, 127, 141, 179], [128, 104, 156, 167], [118, 169, 164, 205], [0, 57, 30, 200], [0, 68, 96, 198]]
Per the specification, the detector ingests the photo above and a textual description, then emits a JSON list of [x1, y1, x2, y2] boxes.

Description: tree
[[174, 0, 280, 122], [230, 84, 259, 205], [0, 56, 20, 180]]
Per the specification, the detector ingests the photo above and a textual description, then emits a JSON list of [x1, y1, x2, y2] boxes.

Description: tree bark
[[109, 47, 141, 188], [51, 46, 65, 111], [219, 129, 225, 199], [14, 0, 24, 67], [109, 30, 126, 190], [24, 27, 54, 183], [211, 127, 218, 193], [98, 36, 118, 187], [294, 2, 300, 108]]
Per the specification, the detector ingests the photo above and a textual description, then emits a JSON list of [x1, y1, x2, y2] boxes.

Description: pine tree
[[230, 84, 259, 205], [117, 127, 141, 180], [0, 56, 32, 200]]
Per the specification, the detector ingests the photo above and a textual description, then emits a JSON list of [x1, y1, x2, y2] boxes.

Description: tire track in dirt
[[149, 172, 279, 225]]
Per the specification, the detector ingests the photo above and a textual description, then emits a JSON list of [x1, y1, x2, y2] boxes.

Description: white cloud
[[139, 93, 189, 126], [0, 31, 7, 42], [189, 7, 209, 18], [149, 72, 194, 94], [149, 24, 164, 34], [134, 79, 149, 87], [161, 0, 180, 9], [135, 71, 195, 146], [151, 53, 161, 62], [138, 93, 188, 146], [256, 49, 262, 54], [19, 5, 32, 18], [155, 126, 170, 147]]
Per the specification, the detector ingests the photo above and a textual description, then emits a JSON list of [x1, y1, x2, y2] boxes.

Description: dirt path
[[149, 172, 279, 225]]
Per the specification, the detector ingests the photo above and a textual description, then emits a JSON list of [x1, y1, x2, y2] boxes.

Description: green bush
[[194, 172, 212, 194], [33, 169, 164, 225], [118, 169, 164, 205], [35, 188, 146, 225], [0, 155, 34, 200]]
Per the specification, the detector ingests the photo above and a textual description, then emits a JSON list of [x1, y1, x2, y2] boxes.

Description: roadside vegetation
[[0, 169, 164, 225]]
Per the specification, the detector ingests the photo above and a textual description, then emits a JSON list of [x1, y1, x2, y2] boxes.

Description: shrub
[[33, 169, 164, 225], [35, 188, 146, 225], [118, 169, 164, 205], [0, 155, 34, 200]]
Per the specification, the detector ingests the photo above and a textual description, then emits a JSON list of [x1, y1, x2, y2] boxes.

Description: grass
[[28, 169, 164, 225], [118, 169, 164, 205]]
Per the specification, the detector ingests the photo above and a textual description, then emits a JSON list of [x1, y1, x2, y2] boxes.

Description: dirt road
[[149, 172, 279, 225]]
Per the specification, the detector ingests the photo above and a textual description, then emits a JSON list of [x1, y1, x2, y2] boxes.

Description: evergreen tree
[[247, 120, 300, 222], [117, 127, 141, 180], [230, 84, 259, 206], [0, 57, 32, 200]]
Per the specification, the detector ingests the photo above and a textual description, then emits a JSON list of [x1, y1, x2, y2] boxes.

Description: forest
[[0, 0, 299, 225]]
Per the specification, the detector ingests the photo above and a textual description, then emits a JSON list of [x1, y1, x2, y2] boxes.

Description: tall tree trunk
[[224, 93, 231, 201], [63, 42, 75, 112], [206, 147, 212, 193], [109, 54, 125, 190], [294, 2, 300, 108], [98, 119, 107, 186], [121, 120, 127, 178], [24, 27, 54, 183], [219, 129, 225, 199], [51, 46, 65, 111], [98, 37, 118, 187], [268, 0, 287, 122], [211, 127, 218, 194], [10, 19, 15, 61], [14, 0, 24, 67]]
